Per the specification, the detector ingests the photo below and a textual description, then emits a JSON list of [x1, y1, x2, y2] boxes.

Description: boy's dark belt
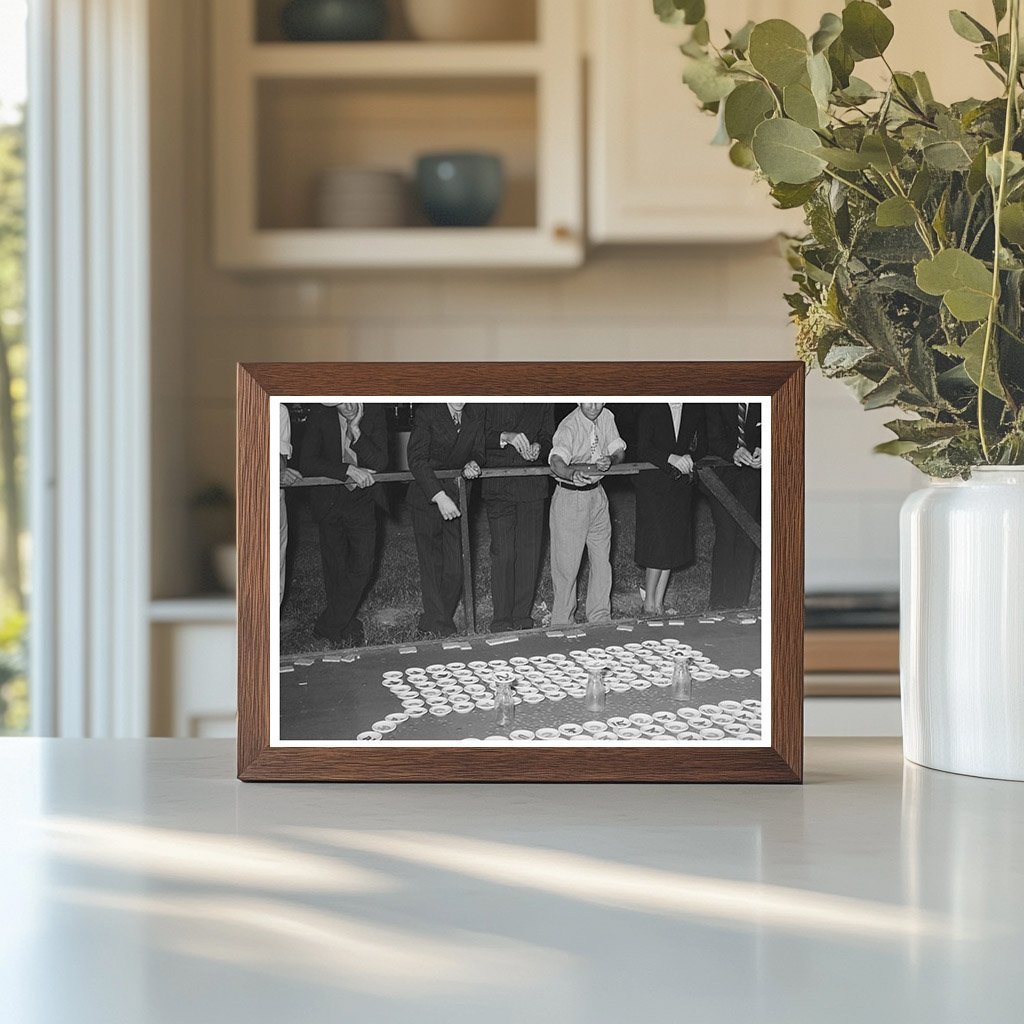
[[555, 480, 602, 492]]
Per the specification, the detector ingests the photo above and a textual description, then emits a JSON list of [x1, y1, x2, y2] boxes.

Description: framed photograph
[[237, 362, 804, 782]]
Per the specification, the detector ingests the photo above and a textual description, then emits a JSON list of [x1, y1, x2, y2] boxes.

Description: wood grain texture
[[805, 629, 899, 674], [237, 361, 805, 783]]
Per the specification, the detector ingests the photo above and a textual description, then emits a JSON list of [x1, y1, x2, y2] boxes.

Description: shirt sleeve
[[548, 414, 576, 466], [603, 410, 627, 456], [280, 405, 293, 458]]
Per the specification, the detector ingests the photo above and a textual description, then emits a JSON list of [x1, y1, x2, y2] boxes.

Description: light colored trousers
[[549, 485, 613, 626]]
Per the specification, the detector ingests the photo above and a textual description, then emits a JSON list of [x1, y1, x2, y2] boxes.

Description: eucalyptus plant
[[657, 0, 1024, 475]]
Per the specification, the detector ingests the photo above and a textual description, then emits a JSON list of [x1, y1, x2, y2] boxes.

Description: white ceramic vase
[[900, 467, 1024, 780]]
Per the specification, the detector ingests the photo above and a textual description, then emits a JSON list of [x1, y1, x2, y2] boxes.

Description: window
[[0, 0, 28, 734]]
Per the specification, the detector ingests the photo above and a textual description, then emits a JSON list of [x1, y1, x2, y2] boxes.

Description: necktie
[[453, 410, 462, 428], [737, 403, 748, 449]]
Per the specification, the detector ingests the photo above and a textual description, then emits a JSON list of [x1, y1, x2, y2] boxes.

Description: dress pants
[[708, 467, 761, 610], [549, 486, 612, 626], [486, 498, 546, 629], [314, 490, 376, 639], [412, 506, 463, 635]]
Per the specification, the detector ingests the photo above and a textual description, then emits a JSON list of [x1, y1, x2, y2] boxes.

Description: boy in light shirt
[[548, 402, 626, 626]]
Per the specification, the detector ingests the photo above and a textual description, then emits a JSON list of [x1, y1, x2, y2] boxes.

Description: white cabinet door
[[588, 0, 813, 243], [587, 0, 995, 244]]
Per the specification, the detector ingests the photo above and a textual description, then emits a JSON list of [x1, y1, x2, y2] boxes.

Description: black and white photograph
[[271, 397, 771, 747]]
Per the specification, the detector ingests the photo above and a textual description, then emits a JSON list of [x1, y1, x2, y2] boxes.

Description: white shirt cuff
[[549, 445, 572, 466], [607, 439, 626, 456]]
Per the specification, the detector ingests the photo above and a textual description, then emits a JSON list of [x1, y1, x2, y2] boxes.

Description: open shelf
[[249, 41, 544, 78], [254, 0, 539, 44], [257, 76, 538, 232], [212, 0, 582, 268]]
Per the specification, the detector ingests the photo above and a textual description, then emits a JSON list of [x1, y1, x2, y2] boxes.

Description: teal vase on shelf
[[280, 0, 388, 42]]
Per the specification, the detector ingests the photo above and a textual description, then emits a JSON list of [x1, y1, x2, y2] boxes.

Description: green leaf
[[828, 36, 856, 89], [814, 146, 872, 170], [784, 80, 824, 129], [751, 118, 828, 184], [842, 1, 895, 59], [1000, 203, 1024, 245], [876, 197, 918, 228], [807, 51, 833, 110], [909, 164, 933, 205], [923, 140, 972, 171], [986, 150, 1024, 191], [748, 20, 809, 86], [729, 140, 757, 169], [653, 0, 705, 26], [913, 71, 935, 104], [939, 325, 1006, 398], [810, 12, 843, 54], [724, 20, 755, 53], [860, 133, 904, 173], [949, 10, 994, 44], [885, 418, 963, 443], [723, 81, 775, 144], [915, 249, 994, 322], [932, 190, 950, 247], [862, 374, 903, 409], [874, 439, 922, 455], [967, 144, 991, 194], [993, 0, 1008, 24], [682, 57, 736, 104], [771, 180, 820, 209]]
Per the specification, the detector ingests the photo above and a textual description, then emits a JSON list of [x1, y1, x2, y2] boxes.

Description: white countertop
[[1, 738, 1020, 1023]]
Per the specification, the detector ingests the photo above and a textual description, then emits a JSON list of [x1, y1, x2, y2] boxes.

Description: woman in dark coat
[[634, 402, 703, 616]]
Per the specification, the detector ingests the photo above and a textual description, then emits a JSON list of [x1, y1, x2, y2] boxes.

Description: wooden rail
[[284, 460, 760, 634]]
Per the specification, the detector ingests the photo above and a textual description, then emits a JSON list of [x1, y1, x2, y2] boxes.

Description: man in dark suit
[[704, 402, 762, 611], [407, 402, 484, 637], [300, 402, 387, 646], [482, 403, 554, 631]]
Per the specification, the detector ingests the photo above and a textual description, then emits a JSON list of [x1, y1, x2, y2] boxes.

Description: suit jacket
[[636, 404, 703, 481], [299, 404, 388, 521], [481, 403, 554, 503], [407, 403, 485, 511], [705, 402, 762, 462]]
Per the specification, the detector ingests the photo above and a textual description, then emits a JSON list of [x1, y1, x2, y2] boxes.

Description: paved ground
[[279, 614, 763, 744]]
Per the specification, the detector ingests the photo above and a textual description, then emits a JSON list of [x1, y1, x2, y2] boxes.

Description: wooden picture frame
[[238, 362, 804, 782]]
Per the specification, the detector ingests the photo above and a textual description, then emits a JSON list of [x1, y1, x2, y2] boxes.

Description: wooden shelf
[[249, 42, 544, 79], [217, 226, 580, 270]]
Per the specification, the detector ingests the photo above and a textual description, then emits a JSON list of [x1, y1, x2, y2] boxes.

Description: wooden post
[[456, 475, 476, 634]]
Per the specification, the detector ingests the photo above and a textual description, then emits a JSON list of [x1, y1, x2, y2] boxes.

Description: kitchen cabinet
[[212, 0, 583, 269], [587, 0, 998, 244], [587, 0, 812, 243]]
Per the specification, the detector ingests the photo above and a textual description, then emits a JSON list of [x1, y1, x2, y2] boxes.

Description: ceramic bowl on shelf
[[280, 0, 388, 42], [315, 167, 408, 229], [403, 0, 534, 42], [415, 152, 504, 227]]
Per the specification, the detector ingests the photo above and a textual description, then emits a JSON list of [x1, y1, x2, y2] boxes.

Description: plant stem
[[979, 0, 1021, 462], [822, 168, 880, 205]]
